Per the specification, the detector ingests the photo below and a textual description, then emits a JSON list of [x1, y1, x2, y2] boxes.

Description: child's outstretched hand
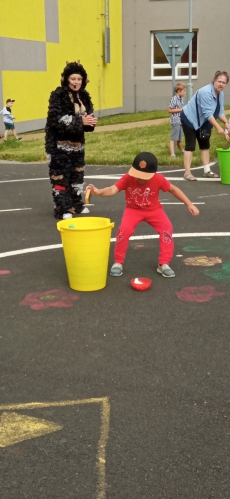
[[188, 203, 199, 216], [84, 184, 100, 196]]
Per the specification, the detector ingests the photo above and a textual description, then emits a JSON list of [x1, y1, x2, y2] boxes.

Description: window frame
[[150, 30, 198, 81]]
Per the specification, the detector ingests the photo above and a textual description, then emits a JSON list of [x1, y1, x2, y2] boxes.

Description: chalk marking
[[0, 208, 32, 212], [0, 412, 62, 447], [0, 397, 110, 499], [0, 233, 230, 259]]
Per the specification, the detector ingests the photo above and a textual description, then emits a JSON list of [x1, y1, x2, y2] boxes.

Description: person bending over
[[85, 152, 199, 278]]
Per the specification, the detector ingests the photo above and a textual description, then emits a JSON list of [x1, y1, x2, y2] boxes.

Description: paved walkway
[[1, 110, 230, 142], [0, 117, 169, 142]]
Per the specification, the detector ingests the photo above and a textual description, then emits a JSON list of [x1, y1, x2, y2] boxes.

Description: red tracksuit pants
[[114, 207, 174, 265]]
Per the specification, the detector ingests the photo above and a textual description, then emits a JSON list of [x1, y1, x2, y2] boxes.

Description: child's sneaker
[[110, 263, 123, 276], [63, 213, 73, 220], [81, 207, 90, 214], [157, 263, 175, 278], [16, 137, 22, 141]]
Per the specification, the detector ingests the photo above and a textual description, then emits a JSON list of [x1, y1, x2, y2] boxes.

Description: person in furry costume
[[45, 61, 97, 219]]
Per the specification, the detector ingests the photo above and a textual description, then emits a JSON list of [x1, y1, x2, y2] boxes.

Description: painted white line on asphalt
[[85, 176, 122, 179], [0, 232, 229, 259], [0, 175, 221, 183], [0, 176, 120, 183], [127, 232, 230, 240], [86, 175, 220, 182], [0, 178, 49, 183], [161, 161, 217, 174], [165, 177, 220, 181], [0, 208, 32, 212], [161, 202, 204, 205], [0, 244, 62, 258], [198, 193, 228, 198]]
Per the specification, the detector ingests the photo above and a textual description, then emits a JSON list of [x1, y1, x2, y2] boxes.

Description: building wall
[[0, 0, 123, 133], [122, 0, 230, 112]]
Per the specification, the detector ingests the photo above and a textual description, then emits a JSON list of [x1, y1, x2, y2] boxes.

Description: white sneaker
[[63, 213, 73, 220], [81, 207, 90, 214]]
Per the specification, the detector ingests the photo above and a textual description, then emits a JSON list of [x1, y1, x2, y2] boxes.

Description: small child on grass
[[0, 99, 22, 141], [168, 82, 186, 157], [85, 151, 199, 278]]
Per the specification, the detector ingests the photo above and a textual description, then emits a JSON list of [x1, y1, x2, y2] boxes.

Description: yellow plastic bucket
[[57, 217, 115, 292]]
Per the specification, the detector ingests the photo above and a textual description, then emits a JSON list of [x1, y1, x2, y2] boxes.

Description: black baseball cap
[[6, 98, 15, 103], [128, 152, 158, 180]]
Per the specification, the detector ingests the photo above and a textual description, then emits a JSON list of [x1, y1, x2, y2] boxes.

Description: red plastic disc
[[130, 277, 152, 291]]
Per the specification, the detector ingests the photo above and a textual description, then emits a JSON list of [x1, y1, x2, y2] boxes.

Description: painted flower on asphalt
[[176, 285, 225, 303], [20, 289, 79, 310], [183, 256, 222, 267], [205, 263, 230, 283]]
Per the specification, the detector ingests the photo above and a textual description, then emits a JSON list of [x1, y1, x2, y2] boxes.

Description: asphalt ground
[[0, 160, 230, 499]]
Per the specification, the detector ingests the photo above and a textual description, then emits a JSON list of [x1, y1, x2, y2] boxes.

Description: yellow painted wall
[[0, 0, 123, 124], [0, 0, 46, 41]]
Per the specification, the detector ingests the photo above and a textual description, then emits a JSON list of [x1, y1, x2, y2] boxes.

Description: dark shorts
[[4, 123, 15, 131], [181, 120, 211, 151]]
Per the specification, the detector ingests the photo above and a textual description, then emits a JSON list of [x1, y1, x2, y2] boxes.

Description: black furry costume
[[45, 62, 95, 219]]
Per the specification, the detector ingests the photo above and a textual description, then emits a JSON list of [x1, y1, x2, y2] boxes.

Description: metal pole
[[171, 45, 176, 98], [187, 0, 193, 101]]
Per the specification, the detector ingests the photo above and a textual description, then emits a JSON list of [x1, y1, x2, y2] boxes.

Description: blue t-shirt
[[181, 83, 222, 130], [181, 98, 220, 130]]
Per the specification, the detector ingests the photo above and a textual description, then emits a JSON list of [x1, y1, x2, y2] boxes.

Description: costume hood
[[61, 61, 89, 90]]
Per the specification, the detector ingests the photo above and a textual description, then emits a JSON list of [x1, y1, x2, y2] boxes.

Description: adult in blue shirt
[[181, 71, 230, 180]]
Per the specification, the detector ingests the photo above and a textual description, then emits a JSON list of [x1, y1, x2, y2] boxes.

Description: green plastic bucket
[[216, 148, 230, 184]]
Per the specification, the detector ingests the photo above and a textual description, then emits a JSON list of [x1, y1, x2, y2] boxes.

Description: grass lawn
[[0, 110, 230, 165], [97, 110, 169, 125], [85, 123, 230, 167]]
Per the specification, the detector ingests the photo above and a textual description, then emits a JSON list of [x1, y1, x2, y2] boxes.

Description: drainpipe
[[187, 0, 193, 101]]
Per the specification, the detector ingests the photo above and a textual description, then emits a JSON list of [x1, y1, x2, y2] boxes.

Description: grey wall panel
[[122, 0, 136, 113], [15, 119, 46, 133], [3, 106, 124, 134], [0, 38, 47, 71], [45, 0, 59, 43], [15, 106, 124, 132], [94, 106, 123, 118]]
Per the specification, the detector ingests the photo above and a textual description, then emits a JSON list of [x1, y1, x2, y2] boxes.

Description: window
[[150, 30, 198, 80]]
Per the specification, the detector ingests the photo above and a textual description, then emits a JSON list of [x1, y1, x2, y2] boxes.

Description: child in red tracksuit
[[85, 152, 199, 278]]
